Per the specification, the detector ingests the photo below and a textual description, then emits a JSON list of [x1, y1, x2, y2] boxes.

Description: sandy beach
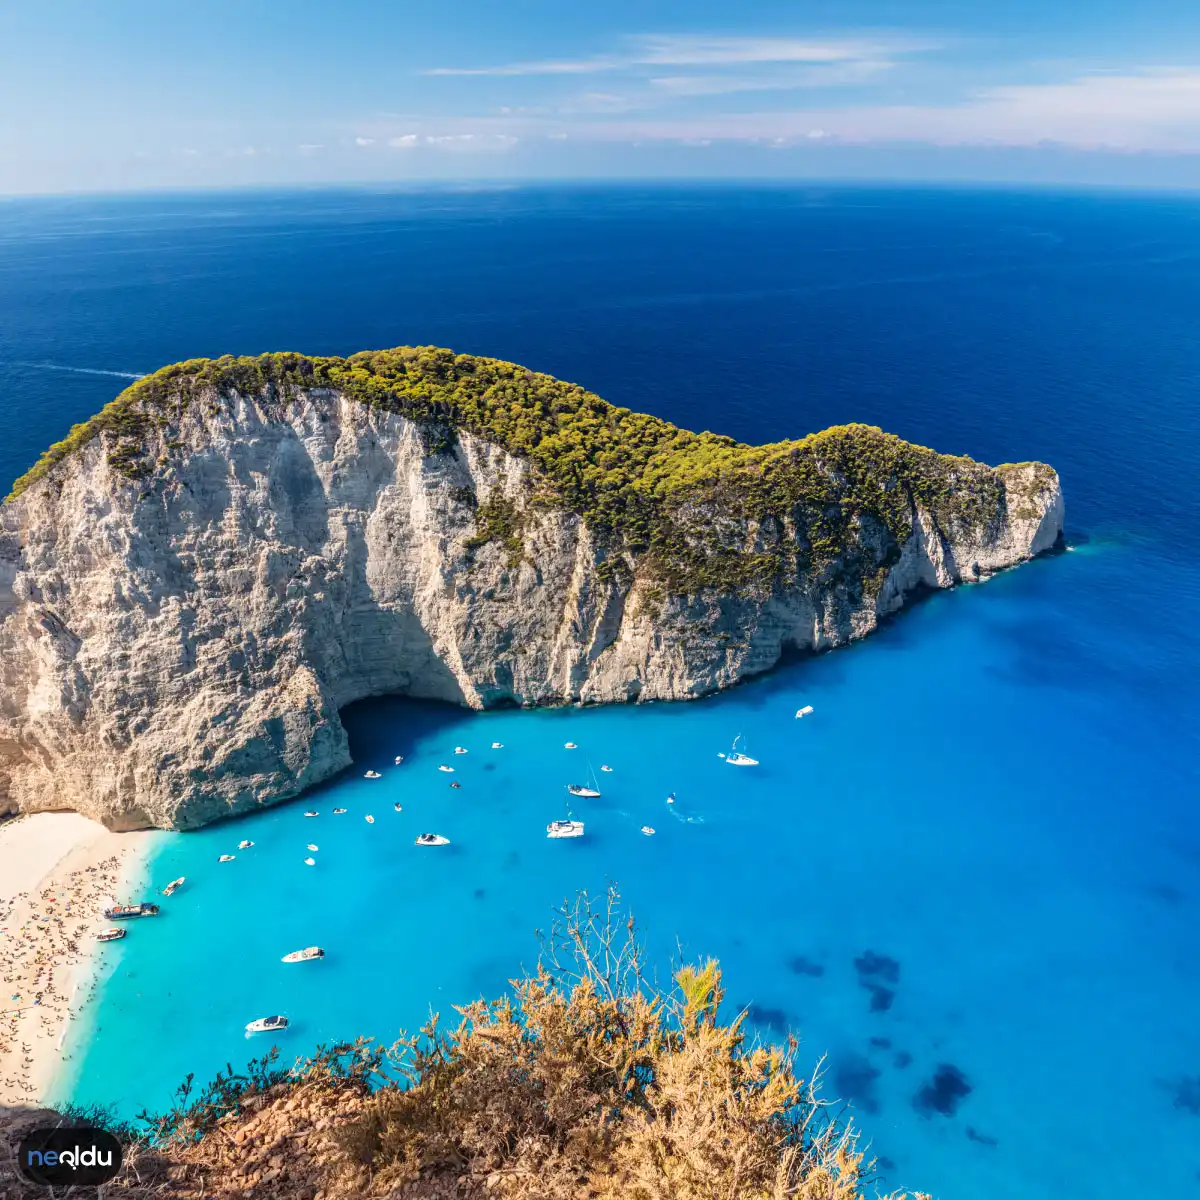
[[0, 813, 155, 1109]]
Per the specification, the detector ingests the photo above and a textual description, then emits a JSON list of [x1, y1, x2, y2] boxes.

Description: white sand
[[0, 813, 155, 1108]]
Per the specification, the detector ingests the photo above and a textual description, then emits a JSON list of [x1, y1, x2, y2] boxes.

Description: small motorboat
[[795, 705, 815, 719], [454, 746, 468, 755], [641, 826, 656, 836], [450, 781, 462, 790], [218, 854, 236, 863], [547, 819, 585, 839], [393, 802, 403, 812], [600, 765, 613, 773], [438, 765, 455, 773], [491, 742, 504, 749], [238, 840, 254, 850], [281, 947, 324, 964], [415, 833, 450, 847], [394, 755, 404, 765], [723, 734, 759, 767], [567, 784, 601, 798], [365, 815, 375, 824], [333, 807, 347, 815], [306, 843, 319, 852], [667, 793, 676, 804], [303, 857, 316, 866], [364, 770, 381, 779], [303, 811, 319, 818], [103, 903, 159, 920], [161, 877, 185, 897], [96, 928, 126, 942], [245, 1015, 288, 1034], [564, 742, 578, 749]]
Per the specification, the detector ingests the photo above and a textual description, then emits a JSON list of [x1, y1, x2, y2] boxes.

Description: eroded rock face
[[0, 389, 1062, 830]]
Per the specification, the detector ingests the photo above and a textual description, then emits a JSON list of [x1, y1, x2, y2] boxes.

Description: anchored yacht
[[547, 819, 585, 839], [245, 1015, 288, 1034], [161, 877, 185, 897], [721, 734, 759, 767], [281, 947, 324, 964], [415, 833, 450, 847]]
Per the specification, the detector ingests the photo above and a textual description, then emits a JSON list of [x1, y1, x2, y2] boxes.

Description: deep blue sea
[[2, 185, 1198, 1199]]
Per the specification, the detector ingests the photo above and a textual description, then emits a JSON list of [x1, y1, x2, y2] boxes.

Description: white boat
[[491, 742, 504, 749], [306, 843, 319, 852], [103, 902, 159, 919], [723, 734, 759, 767], [564, 742, 578, 749], [394, 755, 404, 765], [332, 807, 347, 814], [415, 833, 450, 847], [218, 854, 236, 863], [547, 819, 585, 839], [364, 770, 381, 779], [245, 1015, 288, 1034], [600, 765, 613, 773], [567, 763, 602, 798], [303, 857, 316, 866], [96, 928, 126, 942], [795, 705, 814, 719], [238, 840, 254, 850], [667, 794, 676, 804], [281, 947, 324, 964], [641, 826, 656, 836], [161, 877, 185, 897], [393, 802, 403, 812], [454, 746, 468, 755], [438, 764, 455, 773], [365, 815, 374, 824], [303, 810, 319, 818]]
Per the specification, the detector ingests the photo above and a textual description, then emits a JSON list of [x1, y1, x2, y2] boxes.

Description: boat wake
[[0, 359, 146, 379]]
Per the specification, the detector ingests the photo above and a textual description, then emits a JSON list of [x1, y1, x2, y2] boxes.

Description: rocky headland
[[0, 348, 1063, 830]]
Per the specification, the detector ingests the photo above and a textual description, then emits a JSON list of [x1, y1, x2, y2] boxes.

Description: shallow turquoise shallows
[[2, 185, 1198, 1200]]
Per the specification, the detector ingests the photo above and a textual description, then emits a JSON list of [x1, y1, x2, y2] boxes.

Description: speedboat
[[491, 742, 503, 749], [454, 746, 468, 755], [438, 764, 454, 773], [600, 765, 613, 773], [218, 854, 236, 863], [303, 857, 316, 866], [306, 843, 319, 852], [281, 947, 324, 964], [547, 819, 584, 839], [303, 810, 319, 818], [795, 705, 814, 719], [364, 770, 381, 779], [238, 840, 254, 850], [567, 784, 601, 798], [365, 815, 375, 824], [393, 802, 403, 812], [450, 781, 462, 790], [161, 877, 185, 897], [96, 928, 126, 942], [641, 826, 656, 836], [103, 903, 159, 920], [564, 742, 578, 749], [332, 807, 347, 815], [722, 734, 758, 767], [245, 1015, 288, 1034], [415, 833, 450, 847], [667, 794, 676, 804]]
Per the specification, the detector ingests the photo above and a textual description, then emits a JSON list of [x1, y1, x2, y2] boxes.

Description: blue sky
[[3, 0, 1200, 192]]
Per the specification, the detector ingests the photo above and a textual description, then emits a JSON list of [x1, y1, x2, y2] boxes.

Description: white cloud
[[355, 136, 375, 146], [297, 143, 323, 154], [388, 134, 420, 148], [648, 60, 894, 96]]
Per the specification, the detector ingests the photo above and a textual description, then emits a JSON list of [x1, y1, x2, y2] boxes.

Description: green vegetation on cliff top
[[6, 346, 1055, 591]]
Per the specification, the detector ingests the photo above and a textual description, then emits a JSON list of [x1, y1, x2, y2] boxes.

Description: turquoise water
[[0, 186, 1197, 1198]]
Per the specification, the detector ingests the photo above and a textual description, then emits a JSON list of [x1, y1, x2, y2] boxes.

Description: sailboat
[[567, 762, 602, 798], [721, 734, 759, 767], [547, 819, 585, 839]]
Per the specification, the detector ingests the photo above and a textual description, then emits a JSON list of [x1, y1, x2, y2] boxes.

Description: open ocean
[[1, 184, 1198, 1199]]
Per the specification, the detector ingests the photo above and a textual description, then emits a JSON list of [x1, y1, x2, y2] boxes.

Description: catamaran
[[103, 903, 159, 920], [547, 819, 585, 839], [721, 734, 759, 767], [245, 1015, 288, 1034], [96, 928, 126, 942], [415, 833, 450, 846], [161, 877, 185, 897], [281, 947, 324, 964]]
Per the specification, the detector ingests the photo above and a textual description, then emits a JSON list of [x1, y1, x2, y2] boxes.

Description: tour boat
[[96, 928, 126, 942], [415, 833, 450, 847], [281, 947, 324, 964], [364, 770, 381, 779], [365, 815, 375, 824], [218, 854, 235, 863], [306, 843, 318, 852], [303, 857, 316, 866], [564, 742, 578, 749], [491, 742, 504, 749], [238, 840, 254, 850], [103, 903, 159, 920], [245, 1015, 288, 1034], [454, 746, 468, 755], [303, 810, 319, 818], [641, 826, 656, 837], [547, 819, 585, 839], [394, 802, 403, 812], [600, 765, 613, 773], [332, 807, 347, 815], [722, 734, 759, 767], [161, 877, 185, 897], [795, 705, 814, 719], [567, 784, 601, 798], [438, 765, 454, 773]]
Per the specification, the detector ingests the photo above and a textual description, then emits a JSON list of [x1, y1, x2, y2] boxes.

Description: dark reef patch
[[869, 1036, 892, 1050], [854, 951, 901, 984], [746, 1004, 791, 1034], [1164, 1075, 1200, 1114], [787, 955, 825, 977], [473, 887, 486, 901], [877, 1156, 896, 1174], [914, 1064, 973, 1117], [1146, 882, 1185, 905], [833, 1052, 882, 1114], [866, 984, 896, 1012], [894, 1050, 913, 1069], [966, 1127, 998, 1147]]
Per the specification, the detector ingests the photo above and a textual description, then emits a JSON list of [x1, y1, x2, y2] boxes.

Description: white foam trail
[[0, 359, 145, 380]]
